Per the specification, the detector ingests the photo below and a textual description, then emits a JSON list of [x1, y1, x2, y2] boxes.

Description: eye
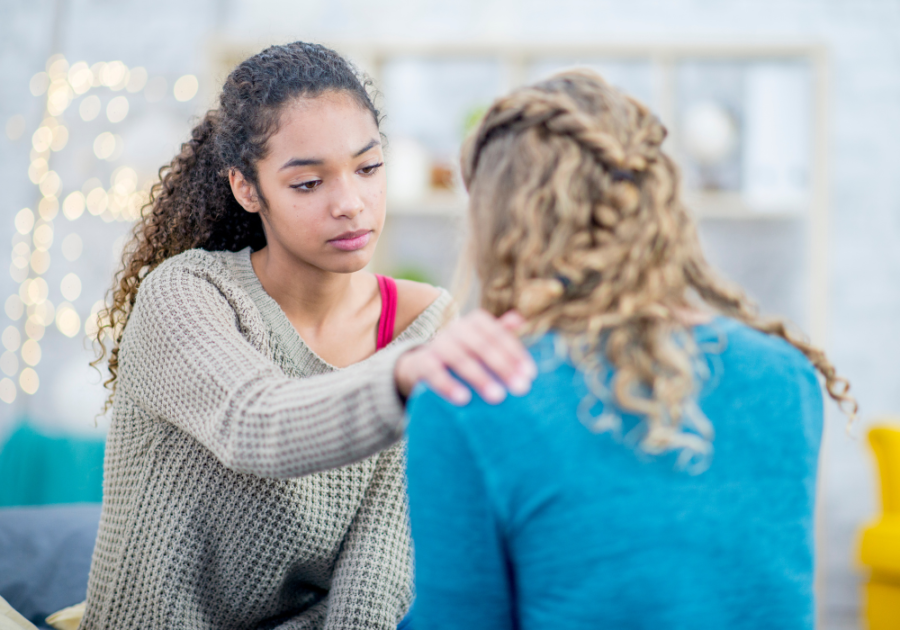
[[359, 162, 383, 176], [290, 179, 321, 192]]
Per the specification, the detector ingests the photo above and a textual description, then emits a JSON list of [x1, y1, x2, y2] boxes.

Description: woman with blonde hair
[[406, 69, 856, 629]]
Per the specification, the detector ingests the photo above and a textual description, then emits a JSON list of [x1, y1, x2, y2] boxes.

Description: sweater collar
[[230, 247, 451, 373]]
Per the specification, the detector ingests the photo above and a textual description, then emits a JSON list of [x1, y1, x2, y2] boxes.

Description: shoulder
[[392, 279, 452, 337], [708, 317, 821, 392], [133, 248, 257, 325], [139, 248, 248, 297]]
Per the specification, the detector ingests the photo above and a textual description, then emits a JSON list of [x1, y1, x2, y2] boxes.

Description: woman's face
[[239, 91, 386, 274]]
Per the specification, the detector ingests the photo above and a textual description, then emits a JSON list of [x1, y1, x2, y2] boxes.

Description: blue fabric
[[0, 423, 105, 507], [406, 318, 823, 630], [0, 503, 101, 629]]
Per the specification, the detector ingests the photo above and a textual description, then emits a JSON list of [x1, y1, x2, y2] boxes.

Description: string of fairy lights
[[0, 54, 199, 406]]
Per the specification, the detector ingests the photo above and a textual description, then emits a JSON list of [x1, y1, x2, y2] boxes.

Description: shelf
[[686, 192, 807, 220], [387, 193, 466, 217], [386, 191, 806, 220]]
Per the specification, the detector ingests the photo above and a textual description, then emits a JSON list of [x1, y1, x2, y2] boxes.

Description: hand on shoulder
[[394, 309, 536, 406]]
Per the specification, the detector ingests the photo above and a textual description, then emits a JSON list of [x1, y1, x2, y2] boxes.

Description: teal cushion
[[0, 424, 105, 508]]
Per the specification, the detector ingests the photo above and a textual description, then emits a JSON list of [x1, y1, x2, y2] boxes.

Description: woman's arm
[[118, 260, 417, 479], [118, 260, 535, 480], [406, 388, 516, 630]]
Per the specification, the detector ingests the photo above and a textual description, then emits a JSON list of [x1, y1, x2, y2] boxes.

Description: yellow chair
[[860, 426, 900, 629]]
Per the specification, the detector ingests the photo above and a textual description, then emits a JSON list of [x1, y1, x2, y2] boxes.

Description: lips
[[328, 230, 372, 252]]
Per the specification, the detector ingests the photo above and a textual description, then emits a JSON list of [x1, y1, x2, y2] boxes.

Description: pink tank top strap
[[375, 274, 398, 351]]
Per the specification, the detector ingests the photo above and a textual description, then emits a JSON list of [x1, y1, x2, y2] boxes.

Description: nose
[[330, 173, 364, 220]]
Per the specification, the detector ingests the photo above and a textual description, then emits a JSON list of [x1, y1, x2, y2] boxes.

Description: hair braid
[[460, 68, 855, 465]]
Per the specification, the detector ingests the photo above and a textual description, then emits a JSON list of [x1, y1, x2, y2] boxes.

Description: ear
[[228, 168, 262, 214]]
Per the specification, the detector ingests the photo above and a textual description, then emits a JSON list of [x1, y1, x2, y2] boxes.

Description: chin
[[326, 251, 373, 274]]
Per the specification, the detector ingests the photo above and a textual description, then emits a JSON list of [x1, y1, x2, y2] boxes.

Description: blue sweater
[[406, 318, 823, 630]]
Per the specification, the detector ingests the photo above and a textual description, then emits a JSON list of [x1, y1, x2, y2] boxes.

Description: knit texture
[[80, 247, 451, 630]]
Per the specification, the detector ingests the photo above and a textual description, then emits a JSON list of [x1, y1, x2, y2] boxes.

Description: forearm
[[119, 261, 422, 478]]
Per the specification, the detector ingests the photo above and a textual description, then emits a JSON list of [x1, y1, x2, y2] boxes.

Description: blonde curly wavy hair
[[460, 69, 855, 464]]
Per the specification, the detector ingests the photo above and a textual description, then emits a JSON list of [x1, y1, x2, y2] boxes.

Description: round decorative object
[[682, 101, 738, 166]]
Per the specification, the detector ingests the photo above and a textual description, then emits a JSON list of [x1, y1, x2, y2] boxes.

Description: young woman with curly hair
[[80, 42, 535, 630], [406, 69, 856, 630]]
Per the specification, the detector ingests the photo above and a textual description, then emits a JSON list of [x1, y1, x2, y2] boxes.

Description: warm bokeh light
[[67, 61, 93, 94], [60, 273, 82, 301], [93, 132, 117, 159], [31, 301, 55, 327], [63, 191, 86, 221], [30, 250, 51, 275], [173, 74, 199, 102], [47, 81, 74, 116], [2, 326, 21, 353], [107, 96, 129, 123], [33, 223, 54, 251], [15, 208, 35, 235], [50, 125, 69, 151], [24, 317, 44, 341], [125, 190, 150, 220], [19, 367, 39, 395], [0, 378, 15, 404], [12, 243, 29, 271], [112, 166, 138, 193], [90, 62, 107, 87], [61, 233, 83, 261], [28, 158, 48, 184], [79, 94, 101, 121], [38, 195, 59, 221], [86, 187, 108, 215], [39, 170, 62, 197], [30, 72, 49, 96], [55, 303, 81, 338], [32, 126, 53, 152], [126, 67, 148, 93], [47, 57, 69, 81], [21, 339, 41, 367], [25, 277, 49, 305], [102, 61, 129, 90], [5, 295, 23, 321], [9, 264, 27, 284]]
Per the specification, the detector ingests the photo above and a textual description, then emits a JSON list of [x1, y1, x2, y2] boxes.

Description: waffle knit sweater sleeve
[[117, 253, 414, 479]]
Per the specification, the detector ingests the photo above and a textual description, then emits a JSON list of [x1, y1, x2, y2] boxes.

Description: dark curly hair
[[93, 41, 380, 408]]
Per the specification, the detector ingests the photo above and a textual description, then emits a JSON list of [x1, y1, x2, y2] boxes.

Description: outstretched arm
[[118, 260, 415, 479]]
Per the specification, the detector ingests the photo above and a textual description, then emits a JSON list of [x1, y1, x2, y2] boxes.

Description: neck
[[250, 245, 360, 329]]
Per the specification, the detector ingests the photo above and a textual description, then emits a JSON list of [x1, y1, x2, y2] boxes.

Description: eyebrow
[[279, 138, 381, 171]]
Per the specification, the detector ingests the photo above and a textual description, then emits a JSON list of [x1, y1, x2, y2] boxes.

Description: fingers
[[395, 348, 471, 405], [420, 362, 472, 406], [432, 333, 508, 403], [394, 309, 538, 408], [468, 310, 536, 383]]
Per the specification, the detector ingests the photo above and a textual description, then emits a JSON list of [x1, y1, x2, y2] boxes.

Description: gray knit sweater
[[80, 247, 451, 630]]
